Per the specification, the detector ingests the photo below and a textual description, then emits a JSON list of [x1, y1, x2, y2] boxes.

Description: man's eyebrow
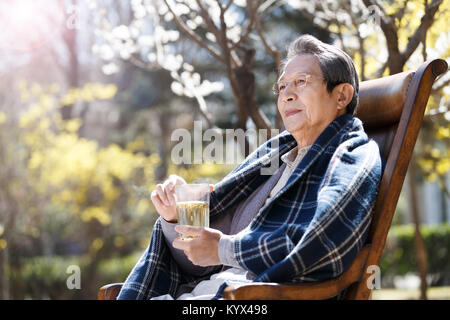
[[277, 71, 313, 82]]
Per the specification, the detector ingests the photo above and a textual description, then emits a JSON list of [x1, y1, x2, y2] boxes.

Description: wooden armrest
[[223, 281, 345, 300], [98, 283, 123, 300], [223, 245, 371, 300]]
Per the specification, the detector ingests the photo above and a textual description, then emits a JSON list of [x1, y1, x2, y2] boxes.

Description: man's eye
[[294, 79, 306, 86], [278, 84, 286, 91]]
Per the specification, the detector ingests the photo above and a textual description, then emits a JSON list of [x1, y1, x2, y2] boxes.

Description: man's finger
[[171, 174, 187, 186], [150, 190, 164, 208], [163, 181, 175, 205], [163, 180, 173, 190], [172, 237, 191, 251], [155, 184, 169, 206]]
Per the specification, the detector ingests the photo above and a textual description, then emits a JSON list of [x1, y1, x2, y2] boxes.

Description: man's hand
[[150, 175, 214, 223], [173, 226, 223, 267], [150, 175, 187, 222]]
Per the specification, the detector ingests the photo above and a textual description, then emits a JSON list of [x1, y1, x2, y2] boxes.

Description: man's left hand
[[173, 225, 223, 267]]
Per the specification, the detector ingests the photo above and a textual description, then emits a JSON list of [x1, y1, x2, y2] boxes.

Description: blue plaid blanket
[[117, 114, 382, 299]]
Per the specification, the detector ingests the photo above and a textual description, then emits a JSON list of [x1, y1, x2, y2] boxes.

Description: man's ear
[[334, 83, 354, 112]]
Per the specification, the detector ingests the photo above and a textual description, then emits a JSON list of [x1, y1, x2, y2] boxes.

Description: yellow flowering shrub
[[1, 81, 161, 259]]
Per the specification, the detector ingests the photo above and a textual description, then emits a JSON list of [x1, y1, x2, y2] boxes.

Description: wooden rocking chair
[[98, 58, 448, 300]]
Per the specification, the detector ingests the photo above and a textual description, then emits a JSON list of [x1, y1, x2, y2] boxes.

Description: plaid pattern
[[117, 114, 382, 299]]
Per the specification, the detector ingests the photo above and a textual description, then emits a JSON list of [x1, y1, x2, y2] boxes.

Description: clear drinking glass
[[174, 183, 210, 239]]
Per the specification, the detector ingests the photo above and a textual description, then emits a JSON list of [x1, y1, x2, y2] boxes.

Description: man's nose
[[283, 84, 297, 102]]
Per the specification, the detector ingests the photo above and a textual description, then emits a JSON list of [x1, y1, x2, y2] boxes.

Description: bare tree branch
[[214, 0, 223, 10], [230, 0, 262, 51], [253, 2, 282, 130], [195, 0, 223, 44], [392, 0, 410, 23], [342, 3, 367, 81], [128, 53, 161, 70], [423, 102, 449, 120], [162, 0, 226, 64], [223, 0, 234, 11], [361, 0, 403, 73], [402, 0, 443, 61], [257, 0, 285, 20], [254, 16, 280, 68], [432, 77, 450, 94]]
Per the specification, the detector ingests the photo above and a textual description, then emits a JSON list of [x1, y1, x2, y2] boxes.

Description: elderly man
[[117, 34, 382, 300]]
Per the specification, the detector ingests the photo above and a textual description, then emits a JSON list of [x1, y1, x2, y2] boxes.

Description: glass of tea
[[174, 183, 210, 239]]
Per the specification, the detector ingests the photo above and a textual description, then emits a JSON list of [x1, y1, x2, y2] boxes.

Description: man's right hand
[[150, 174, 187, 223]]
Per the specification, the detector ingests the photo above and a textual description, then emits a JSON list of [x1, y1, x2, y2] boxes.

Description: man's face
[[277, 54, 345, 143]]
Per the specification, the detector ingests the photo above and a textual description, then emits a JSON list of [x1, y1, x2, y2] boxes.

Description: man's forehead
[[278, 69, 315, 81], [279, 55, 321, 80]]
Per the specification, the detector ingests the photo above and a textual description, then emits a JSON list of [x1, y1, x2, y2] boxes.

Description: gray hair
[[280, 35, 359, 115]]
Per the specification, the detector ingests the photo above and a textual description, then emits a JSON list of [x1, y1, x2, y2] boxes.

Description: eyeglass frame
[[272, 73, 324, 95]]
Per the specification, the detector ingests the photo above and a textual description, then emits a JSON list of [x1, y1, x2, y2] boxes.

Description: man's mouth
[[285, 109, 302, 117]]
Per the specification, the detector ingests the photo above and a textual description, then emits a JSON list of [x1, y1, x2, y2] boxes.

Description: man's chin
[[283, 122, 305, 134]]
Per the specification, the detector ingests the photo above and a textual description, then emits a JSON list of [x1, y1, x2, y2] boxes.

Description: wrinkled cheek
[[303, 109, 312, 122], [277, 100, 283, 114]]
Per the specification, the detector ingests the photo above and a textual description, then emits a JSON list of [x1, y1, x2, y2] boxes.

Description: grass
[[371, 286, 450, 300]]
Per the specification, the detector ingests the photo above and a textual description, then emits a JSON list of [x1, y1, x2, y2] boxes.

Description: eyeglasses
[[272, 73, 318, 95]]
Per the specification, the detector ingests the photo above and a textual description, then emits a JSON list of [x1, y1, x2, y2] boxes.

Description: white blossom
[[112, 25, 131, 40], [90, 0, 226, 115], [226, 25, 241, 43], [183, 63, 194, 72], [186, 19, 198, 30], [147, 52, 157, 62], [162, 54, 183, 71], [102, 62, 119, 75], [234, 0, 247, 7], [206, 32, 216, 43], [194, 16, 203, 25], [197, 80, 224, 96], [164, 12, 174, 22], [171, 81, 184, 96], [138, 35, 155, 47], [224, 10, 239, 28], [92, 44, 115, 61]]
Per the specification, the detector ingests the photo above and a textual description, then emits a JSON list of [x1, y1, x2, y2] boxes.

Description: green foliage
[[9, 255, 86, 299], [97, 252, 142, 285], [9, 252, 141, 299], [0, 82, 162, 298], [380, 223, 450, 283]]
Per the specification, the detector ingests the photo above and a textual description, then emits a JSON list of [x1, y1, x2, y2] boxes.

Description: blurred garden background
[[0, 0, 449, 300]]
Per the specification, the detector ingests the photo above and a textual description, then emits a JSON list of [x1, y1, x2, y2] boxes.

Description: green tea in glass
[[174, 184, 210, 239]]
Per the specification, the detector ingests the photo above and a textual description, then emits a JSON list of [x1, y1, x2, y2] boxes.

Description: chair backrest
[[345, 59, 448, 299]]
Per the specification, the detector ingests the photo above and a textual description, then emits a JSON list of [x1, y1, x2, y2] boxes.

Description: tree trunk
[[232, 47, 272, 134], [0, 246, 9, 299], [408, 156, 428, 300], [155, 111, 170, 181], [61, 0, 79, 120]]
